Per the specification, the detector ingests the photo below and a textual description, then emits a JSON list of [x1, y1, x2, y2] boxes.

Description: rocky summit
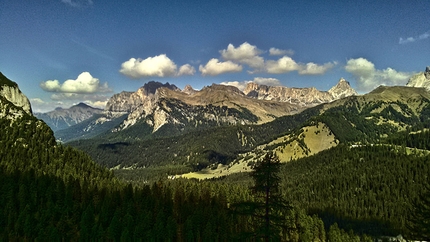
[[328, 78, 358, 99], [243, 78, 356, 106], [105, 81, 180, 112], [0, 72, 32, 115], [100, 79, 357, 134], [406, 66, 430, 91]]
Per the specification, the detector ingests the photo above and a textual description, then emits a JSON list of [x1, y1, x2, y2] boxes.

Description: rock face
[[182, 85, 197, 95], [243, 78, 356, 106], [328, 78, 358, 99], [105, 81, 180, 112], [406, 66, 430, 91], [34, 103, 103, 131], [0, 72, 32, 115]]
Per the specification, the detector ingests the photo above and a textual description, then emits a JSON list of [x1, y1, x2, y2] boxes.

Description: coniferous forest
[[1, 75, 430, 240]]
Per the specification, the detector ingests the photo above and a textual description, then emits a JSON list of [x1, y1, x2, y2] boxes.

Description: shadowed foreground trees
[[232, 152, 293, 241], [406, 183, 430, 240]]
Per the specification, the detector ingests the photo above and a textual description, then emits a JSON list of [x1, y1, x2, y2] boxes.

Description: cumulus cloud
[[298, 62, 337, 75], [177, 64, 196, 76], [399, 30, 430, 44], [345, 57, 413, 93], [251, 77, 282, 86], [269, 48, 294, 56], [266, 56, 335, 75], [201, 42, 336, 76], [220, 42, 265, 70], [199, 58, 242, 76], [40, 72, 111, 94], [220, 81, 248, 91], [120, 55, 178, 78], [266, 56, 300, 74], [221, 77, 282, 91]]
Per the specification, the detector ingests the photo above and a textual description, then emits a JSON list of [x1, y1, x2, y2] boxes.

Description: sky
[[0, 0, 429, 112]]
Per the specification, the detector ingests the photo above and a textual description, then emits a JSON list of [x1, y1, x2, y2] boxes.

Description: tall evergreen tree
[[232, 152, 292, 241]]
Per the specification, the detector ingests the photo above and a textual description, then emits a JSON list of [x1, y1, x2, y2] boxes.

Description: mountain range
[[40, 78, 357, 142]]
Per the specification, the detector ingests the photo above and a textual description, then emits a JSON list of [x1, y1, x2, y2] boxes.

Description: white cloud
[[177, 64, 196, 76], [266, 56, 299, 74], [120, 55, 178, 78], [199, 58, 242, 76], [266, 56, 335, 75], [221, 77, 281, 91], [220, 42, 265, 70], [251, 77, 282, 86], [30, 98, 45, 106], [399, 30, 430, 44], [269, 48, 294, 56], [220, 42, 262, 61], [61, 0, 93, 7], [298, 62, 337, 75], [345, 57, 413, 93], [40, 72, 111, 94], [220, 81, 248, 91]]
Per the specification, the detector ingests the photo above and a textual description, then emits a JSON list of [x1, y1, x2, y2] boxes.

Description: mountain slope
[[70, 85, 430, 171], [0, 73, 114, 183], [62, 79, 356, 143]]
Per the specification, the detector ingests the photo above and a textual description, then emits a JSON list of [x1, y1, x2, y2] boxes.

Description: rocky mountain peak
[[406, 67, 430, 91], [183, 85, 197, 95], [73, 102, 91, 109], [34, 103, 103, 131], [243, 82, 337, 106], [141, 81, 180, 96], [425, 66, 430, 79], [328, 78, 358, 99], [106, 81, 180, 112], [0, 72, 32, 114]]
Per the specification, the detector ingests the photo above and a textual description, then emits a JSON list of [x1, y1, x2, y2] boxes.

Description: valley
[[2, 69, 430, 240]]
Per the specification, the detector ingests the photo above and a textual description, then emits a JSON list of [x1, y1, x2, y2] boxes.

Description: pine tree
[[232, 152, 292, 241]]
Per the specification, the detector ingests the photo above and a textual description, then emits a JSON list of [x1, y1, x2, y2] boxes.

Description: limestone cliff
[[406, 66, 430, 91], [243, 78, 356, 106], [0, 72, 32, 115]]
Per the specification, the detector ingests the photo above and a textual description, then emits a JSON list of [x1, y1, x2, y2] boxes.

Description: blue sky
[[1, 0, 429, 112]]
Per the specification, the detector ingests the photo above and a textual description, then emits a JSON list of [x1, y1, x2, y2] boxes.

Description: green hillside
[[1, 90, 369, 241], [70, 86, 430, 172]]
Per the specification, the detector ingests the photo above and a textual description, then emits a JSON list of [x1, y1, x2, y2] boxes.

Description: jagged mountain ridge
[[406, 66, 430, 91], [35, 102, 104, 131], [106, 78, 356, 133], [243, 78, 357, 105], [56, 79, 356, 142]]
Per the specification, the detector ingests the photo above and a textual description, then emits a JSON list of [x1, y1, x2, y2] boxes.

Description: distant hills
[[34, 103, 103, 131]]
